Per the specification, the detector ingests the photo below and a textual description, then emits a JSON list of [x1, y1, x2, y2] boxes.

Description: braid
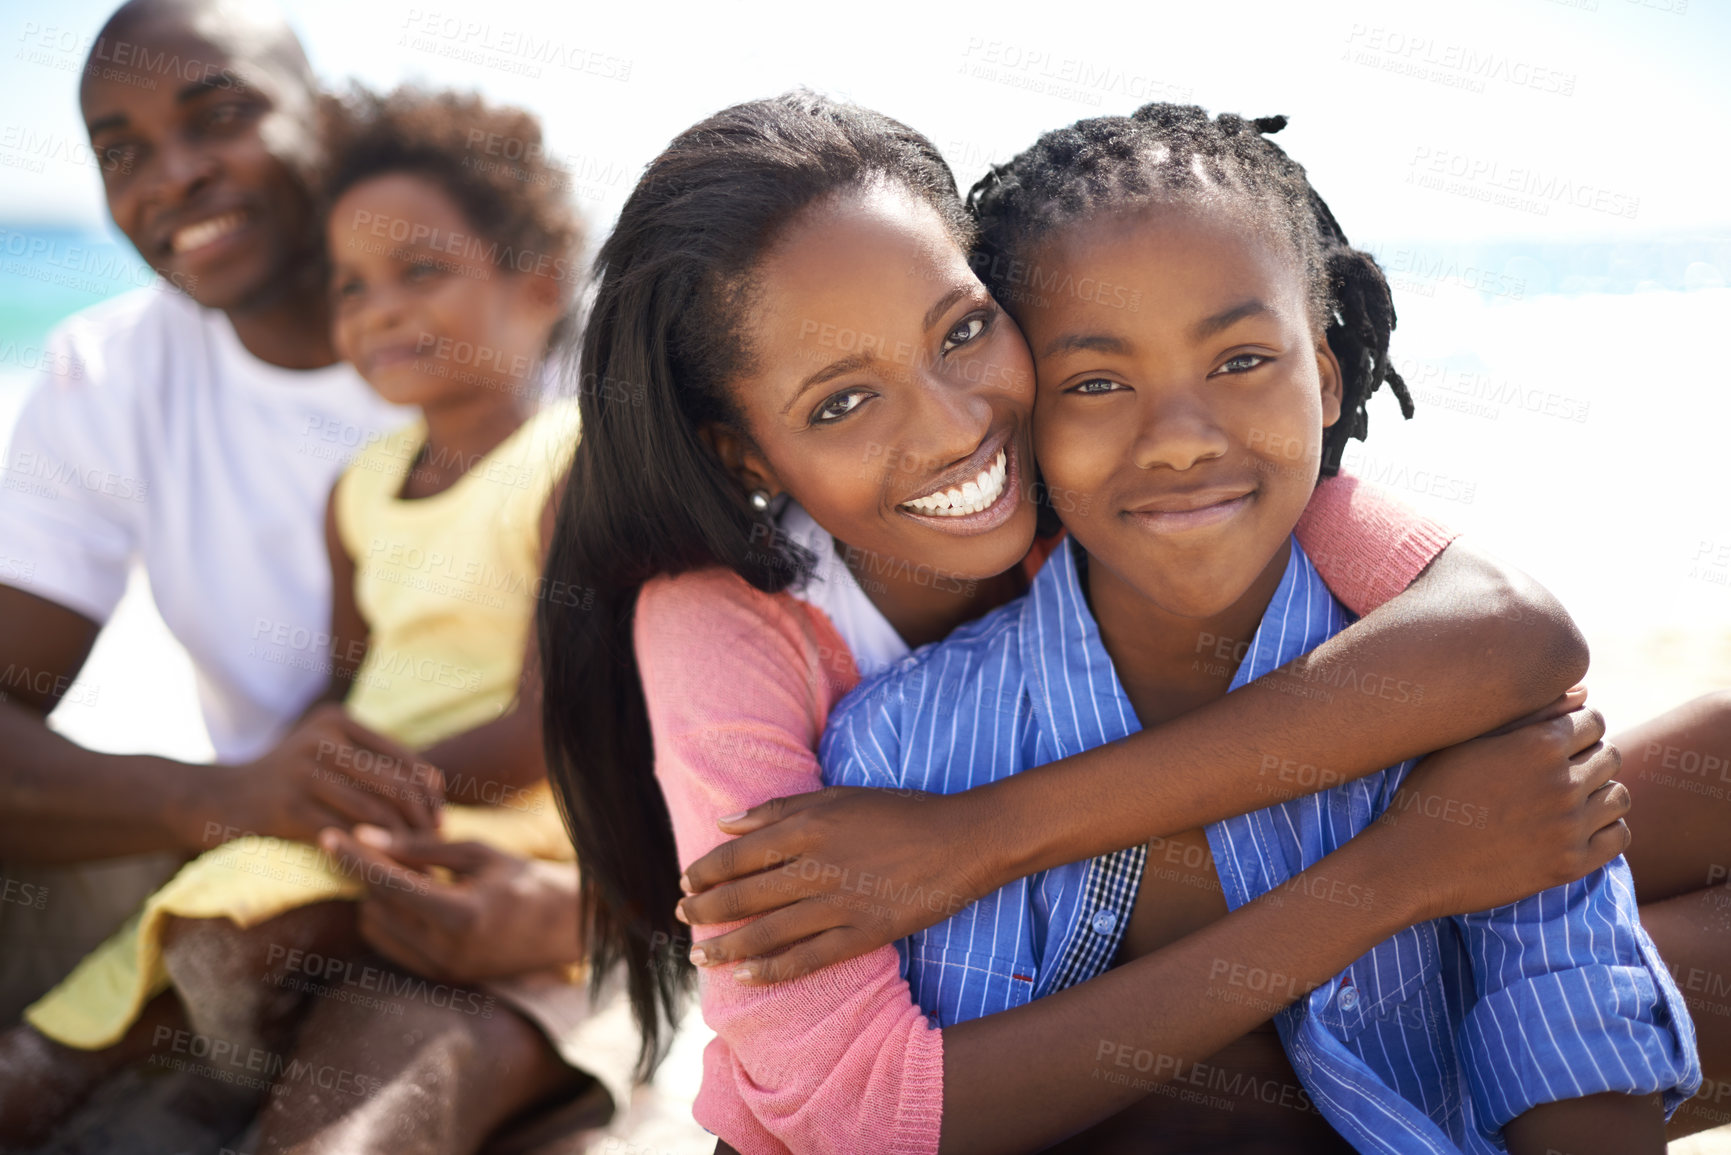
[[970, 103, 1412, 476]]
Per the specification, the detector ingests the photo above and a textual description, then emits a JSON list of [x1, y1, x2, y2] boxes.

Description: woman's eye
[[333, 278, 363, 301], [1217, 354, 1268, 375], [405, 261, 441, 282], [812, 389, 871, 424], [942, 313, 988, 353], [1068, 378, 1124, 396]]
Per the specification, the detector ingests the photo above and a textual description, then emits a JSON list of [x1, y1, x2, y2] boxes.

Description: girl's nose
[[1131, 389, 1230, 473]]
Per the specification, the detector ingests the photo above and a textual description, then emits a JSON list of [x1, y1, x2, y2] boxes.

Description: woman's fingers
[[729, 927, 879, 986], [713, 787, 857, 835], [688, 899, 861, 970], [681, 824, 809, 897], [679, 858, 815, 926]]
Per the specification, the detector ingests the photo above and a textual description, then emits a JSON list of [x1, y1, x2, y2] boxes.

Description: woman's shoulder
[[637, 568, 858, 710]]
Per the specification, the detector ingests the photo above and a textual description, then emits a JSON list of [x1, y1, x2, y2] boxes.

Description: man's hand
[[317, 826, 584, 984], [675, 786, 998, 983], [187, 704, 443, 849]]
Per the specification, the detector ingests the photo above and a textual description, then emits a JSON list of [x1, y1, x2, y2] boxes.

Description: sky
[[4, 0, 1729, 247]]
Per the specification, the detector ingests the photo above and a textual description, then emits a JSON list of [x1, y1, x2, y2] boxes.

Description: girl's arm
[[322, 483, 369, 706], [640, 576, 1625, 1154], [681, 495, 1588, 978]]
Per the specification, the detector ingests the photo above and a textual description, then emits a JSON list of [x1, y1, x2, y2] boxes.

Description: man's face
[[80, 13, 321, 309]]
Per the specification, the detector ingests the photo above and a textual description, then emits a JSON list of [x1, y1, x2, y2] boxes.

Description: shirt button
[[1338, 986, 1359, 1010], [1091, 909, 1118, 935]]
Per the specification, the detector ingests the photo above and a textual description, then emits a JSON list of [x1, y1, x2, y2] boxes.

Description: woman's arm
[[679, 538, 1589, 977]]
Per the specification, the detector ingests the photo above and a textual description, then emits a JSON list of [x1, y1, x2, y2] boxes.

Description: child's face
[[1019, 202, 1343, 620], [717, 182, 1039, 583], [80, 14, 321, 311], [326, 174, 564, 408]]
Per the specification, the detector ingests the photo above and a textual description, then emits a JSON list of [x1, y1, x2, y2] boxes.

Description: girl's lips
[[1124, 491, 1254, 534], [896, 439, 1024, 537]]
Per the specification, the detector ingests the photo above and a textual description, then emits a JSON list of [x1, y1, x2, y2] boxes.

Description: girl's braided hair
[[969, 103, 1413, 474]]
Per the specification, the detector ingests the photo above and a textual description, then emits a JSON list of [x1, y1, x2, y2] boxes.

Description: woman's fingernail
[[718, 811, 747, 825], [679, 872, 694, 896], [689, 946, 708, 966], [733, 965, 755, 983], [674, 903, 690, 925]]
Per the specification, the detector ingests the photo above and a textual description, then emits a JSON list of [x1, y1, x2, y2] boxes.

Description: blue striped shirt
[[819, 536, 1699, 1153]]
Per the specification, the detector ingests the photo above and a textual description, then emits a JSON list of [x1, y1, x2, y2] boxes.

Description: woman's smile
[[895, 437, 1024, 536]]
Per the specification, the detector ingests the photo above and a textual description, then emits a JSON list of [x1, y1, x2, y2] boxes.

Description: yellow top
[[335, 399, 581, 749]]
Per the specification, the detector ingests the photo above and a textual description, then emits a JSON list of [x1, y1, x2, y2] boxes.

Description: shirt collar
[[1018, 535, 1339, 755]]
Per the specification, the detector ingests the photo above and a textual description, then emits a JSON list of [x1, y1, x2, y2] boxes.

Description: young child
[[14, 86, 638, 1147], [818, 106, 1698, 1153]]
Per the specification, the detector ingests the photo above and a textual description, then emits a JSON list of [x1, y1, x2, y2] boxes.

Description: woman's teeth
[[171, 212, 245, 255], [902, 450, 1007, 517]]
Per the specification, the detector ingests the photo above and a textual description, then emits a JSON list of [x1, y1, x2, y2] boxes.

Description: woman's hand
[[1366, 692, 1631, 923], [317, 825, 584, 984], [676, 786, 1001, 983]]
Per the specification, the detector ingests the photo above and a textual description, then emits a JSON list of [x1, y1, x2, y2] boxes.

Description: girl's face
[[327, 173, 563, 408], [717, 182, 1039, 583], [1018, 202, 1343, 620]]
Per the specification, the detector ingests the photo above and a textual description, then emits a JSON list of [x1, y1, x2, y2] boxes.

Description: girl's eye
[[942, 312, 989, 353], [333, 277, 363, 300], [1068, 378, 1126, 396], [405, 261, 441, 282], [1216, 354, 1268, 375], [812, 389, 872, 424]]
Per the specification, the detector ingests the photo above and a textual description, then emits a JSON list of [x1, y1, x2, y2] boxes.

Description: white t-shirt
[[0, 288, 412, 762], [777, 500, 910, 681]]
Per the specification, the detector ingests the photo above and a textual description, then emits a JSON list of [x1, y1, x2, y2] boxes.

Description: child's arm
[[321, 484, 369, 706], [1448, 857, 1695, 1149], [679, 535, 1591, 979], [1504, 1095, 1666, 1155]]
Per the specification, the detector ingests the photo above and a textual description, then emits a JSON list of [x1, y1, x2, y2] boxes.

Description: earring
[[749, 489, 772, 512]]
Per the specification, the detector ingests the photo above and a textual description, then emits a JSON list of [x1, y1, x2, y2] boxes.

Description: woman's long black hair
[[538, 91, 972, 1077]]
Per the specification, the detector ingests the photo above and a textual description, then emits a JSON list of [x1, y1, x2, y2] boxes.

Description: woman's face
[[721, 182, 1039, 584]]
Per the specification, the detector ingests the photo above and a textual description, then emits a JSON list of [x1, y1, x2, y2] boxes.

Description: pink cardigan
[[636, 474, 1459, 1155]]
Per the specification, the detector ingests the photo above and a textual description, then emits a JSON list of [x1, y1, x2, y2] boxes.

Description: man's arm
[[0, 583, 212, 860], [0, 581, 444, 863]]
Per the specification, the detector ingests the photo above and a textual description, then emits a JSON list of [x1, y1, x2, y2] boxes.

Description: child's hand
[[199, 704, 445, 846], [317, 826, 584, 983], [1370, 699, 1629, 923], [674, 786, 996, 984]]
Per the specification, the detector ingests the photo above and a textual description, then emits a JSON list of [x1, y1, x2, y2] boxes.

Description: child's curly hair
[[969, 104, 1413, 477], [321, 84, 585, 298]]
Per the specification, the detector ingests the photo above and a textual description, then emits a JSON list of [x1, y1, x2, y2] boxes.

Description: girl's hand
[[676, 786, 999, 984], [318, 826, 584, 983], [1369, 694, 1630, 923]]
